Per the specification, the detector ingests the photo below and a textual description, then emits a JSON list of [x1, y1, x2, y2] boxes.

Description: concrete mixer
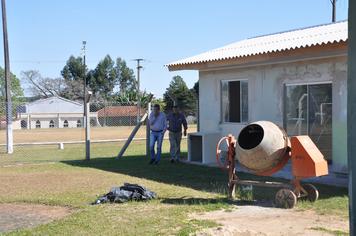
[[216, 121, 328, 208]]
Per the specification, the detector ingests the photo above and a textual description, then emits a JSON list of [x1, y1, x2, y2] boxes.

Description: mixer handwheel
[[275, 188, 297, 209], [302, 184, 319, 202]]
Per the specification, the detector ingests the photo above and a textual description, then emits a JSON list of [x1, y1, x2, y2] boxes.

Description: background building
[[16, 96, 99, 129]]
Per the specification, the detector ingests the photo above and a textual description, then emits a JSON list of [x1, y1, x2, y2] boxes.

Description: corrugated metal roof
[[167, 21, 347, 70]]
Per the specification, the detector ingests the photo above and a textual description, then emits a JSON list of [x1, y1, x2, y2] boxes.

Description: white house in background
[[16, 96, 99, 129], [167, 21, 348, 175]]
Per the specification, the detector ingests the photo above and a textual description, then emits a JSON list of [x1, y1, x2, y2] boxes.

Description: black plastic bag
[[94, 183, 156, 204]]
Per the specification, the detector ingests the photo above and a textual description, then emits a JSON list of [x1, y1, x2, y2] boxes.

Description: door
[[285, 83, 332, 162]]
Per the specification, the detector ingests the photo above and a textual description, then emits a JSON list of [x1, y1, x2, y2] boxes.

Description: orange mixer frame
[[216, 134, 328, 208]]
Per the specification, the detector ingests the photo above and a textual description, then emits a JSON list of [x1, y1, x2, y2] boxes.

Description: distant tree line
[[163, 75, 198, 116], [0, 55, 199, 118], [21, 55, 139, 104]]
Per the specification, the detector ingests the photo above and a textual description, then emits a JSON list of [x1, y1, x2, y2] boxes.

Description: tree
[[113, 90, 152, 107], [87, 55, 117, 100], [115, 57, 136, 95], [163, 76, 197, 115], [21, 70, 66, 98], [192, 81, 199, 96], [151, 97, 166, 111], [0, 67, 24, 102], [61, 56, 86, 100]]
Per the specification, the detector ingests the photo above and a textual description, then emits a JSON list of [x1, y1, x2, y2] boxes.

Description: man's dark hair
[[153, 104, 160, 110]]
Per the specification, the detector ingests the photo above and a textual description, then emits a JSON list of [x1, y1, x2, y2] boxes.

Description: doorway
[[284, 83, 332, 162]]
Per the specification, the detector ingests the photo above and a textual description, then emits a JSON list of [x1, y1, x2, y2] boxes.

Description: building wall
[[199, 56, 347, 173], [18, 113, 99, 129], [29, 117, 82, 129]]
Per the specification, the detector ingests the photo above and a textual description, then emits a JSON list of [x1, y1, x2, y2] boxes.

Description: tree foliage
[[87, 55, 117, 100], [0, 67, 24, 102], [60, 56, 86, 100], [115, 57, 136, 95], [163, 76, 197, 115], [59, 55, 137, 102], [113, 90, 152, 107], [21, 70, 66, 98]]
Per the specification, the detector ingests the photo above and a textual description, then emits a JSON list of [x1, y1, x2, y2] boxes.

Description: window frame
[[220, 79, 249, 124], [35, 120, 41, 129]]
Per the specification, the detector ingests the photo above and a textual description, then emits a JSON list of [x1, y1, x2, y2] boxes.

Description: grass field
[[0, 140, 349, 235]]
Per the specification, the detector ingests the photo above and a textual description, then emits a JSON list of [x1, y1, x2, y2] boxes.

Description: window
[[21, 120, 27, 129], [221, 80, 248, 123], [63, 120, 69, 128], [49, 120, 55, 128], [35, 120, 41, 128], [285, 83, 332, 161], [77, 120, 81, 128]]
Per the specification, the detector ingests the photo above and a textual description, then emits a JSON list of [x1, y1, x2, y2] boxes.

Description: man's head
[[153, 104, 161, 116], [172, 105, 179, 114]]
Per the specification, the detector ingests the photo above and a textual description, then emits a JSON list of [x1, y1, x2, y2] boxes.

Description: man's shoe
[[149, 159, 155, 164], [176, 159, 180, 163], [170, 159, 175, 163], [154, 160, 160, 165]]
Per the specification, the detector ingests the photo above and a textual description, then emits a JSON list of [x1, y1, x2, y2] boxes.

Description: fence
[[0, 99, 198, 160]]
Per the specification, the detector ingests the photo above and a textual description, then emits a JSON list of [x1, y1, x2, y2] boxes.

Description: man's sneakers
[[171, 159, 180, 163], [149, 159, 160, 165]]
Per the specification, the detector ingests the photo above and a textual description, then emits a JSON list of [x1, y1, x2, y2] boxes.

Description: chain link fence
[[0, 99, 198, 161]]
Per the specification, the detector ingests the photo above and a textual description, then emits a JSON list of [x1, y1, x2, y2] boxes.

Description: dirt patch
[[192, 205, 349, 236], [0, 203, 73, 233]]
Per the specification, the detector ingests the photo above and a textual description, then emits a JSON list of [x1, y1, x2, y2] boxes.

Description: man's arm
[[182, 114, 188, 136], [162, 113, 167, 133]]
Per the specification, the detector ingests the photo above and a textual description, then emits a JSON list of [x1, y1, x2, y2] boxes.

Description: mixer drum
[[236, 121, 289, 174]]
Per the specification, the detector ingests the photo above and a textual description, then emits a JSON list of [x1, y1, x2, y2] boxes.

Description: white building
[[168, 21, 348, 175], [17, 96, 99, 129]]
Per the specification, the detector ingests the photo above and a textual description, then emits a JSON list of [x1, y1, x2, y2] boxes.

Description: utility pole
[[1, 0, 13, 154], [134, 59, 144, 122], [82, 41, 90, 161], [331, 0, 337, 22], [348, 0, 356, 234]]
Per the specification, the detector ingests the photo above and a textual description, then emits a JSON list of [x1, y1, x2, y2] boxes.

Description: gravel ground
[[0, 203, 72, 233], [193, 203, 349, 236]]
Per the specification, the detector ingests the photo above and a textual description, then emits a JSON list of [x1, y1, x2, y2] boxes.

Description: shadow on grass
[[61, 154, 348, 201], [160, 197, 274, 208]]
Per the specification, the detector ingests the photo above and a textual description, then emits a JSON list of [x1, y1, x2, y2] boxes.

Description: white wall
[[199, 56, 347, 172]]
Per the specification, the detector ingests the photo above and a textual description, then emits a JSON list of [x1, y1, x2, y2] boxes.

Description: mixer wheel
[[302, 184, 319, 202], [275, 188, 297, 209]]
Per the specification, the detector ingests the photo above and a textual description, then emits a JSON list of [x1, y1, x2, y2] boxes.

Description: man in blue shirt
[[167, 105, 188, 163], [148, 104, 167, 164]]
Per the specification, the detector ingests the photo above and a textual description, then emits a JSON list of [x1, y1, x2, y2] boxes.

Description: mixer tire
[[275, 188, 297, 209], [302, 184, 319, 202]]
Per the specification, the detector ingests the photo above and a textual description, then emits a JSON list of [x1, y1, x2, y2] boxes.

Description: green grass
[[309, 227, 349, 236], [0, 140, 349, 235]]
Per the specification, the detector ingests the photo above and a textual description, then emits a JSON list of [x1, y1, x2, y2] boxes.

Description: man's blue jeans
[[150, 131, 164, 161]]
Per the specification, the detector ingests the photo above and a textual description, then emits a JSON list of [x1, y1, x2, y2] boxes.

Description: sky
[[0, 0, 349, 98]]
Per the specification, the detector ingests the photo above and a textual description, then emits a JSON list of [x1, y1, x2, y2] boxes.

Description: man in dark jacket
[[166, 105, 188, 163]]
